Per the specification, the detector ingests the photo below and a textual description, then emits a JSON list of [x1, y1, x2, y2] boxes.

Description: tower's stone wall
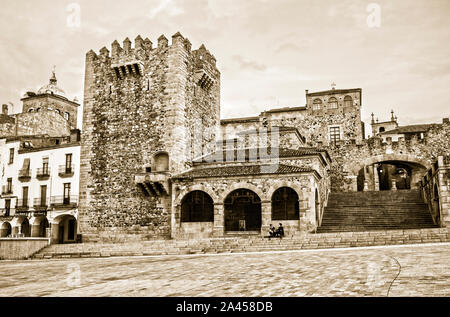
[[78, 33, 220, 241]]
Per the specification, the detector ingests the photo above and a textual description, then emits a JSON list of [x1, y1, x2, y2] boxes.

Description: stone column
[[12, 226, 19, 236], [373, 164, 380, 191], [51, 223, 59, 244], [391, 180, 397, 191], [213, 203, 224, 237], [261, 201, 271, 236], [31, 224, 40, 237]]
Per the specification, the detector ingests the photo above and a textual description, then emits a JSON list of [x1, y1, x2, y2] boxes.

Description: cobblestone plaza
[[1, 243, 449, 297]]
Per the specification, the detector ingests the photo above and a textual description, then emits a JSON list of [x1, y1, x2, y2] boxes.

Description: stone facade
[[79, 33, 220, 241]]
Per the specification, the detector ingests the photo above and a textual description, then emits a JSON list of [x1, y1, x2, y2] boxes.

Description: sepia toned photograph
[[0, 0, 449, 305]]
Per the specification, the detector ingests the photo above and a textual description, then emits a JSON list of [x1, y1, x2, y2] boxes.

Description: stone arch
[[220, 182, 267, 202], [344, 95, 353, 107], [351, 154, 430, 175], [30, 216, 49, 237], [271, 187, 300, 221], [174, 184, 219, 206], [12, 217, 31, 237], [180, 190, 214, 223], [153, 151, 169, 172], [267, 181, 303, 202], [51, 214, 77, 244], [224, 188, 262, 232], [0, 222, 12, 237]]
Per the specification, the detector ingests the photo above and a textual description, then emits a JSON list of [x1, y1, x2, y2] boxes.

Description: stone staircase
[[32, 227, 450, 260], [317, 190, 438, 233]]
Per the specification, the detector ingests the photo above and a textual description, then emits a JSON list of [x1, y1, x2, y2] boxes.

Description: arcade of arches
[[0, 215, 77, 244], [176, 186, 314, 237]]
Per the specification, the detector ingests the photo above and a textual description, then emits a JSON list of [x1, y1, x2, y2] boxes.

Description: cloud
[[232, 55, 267, 72], [149, 0, 184, 19]]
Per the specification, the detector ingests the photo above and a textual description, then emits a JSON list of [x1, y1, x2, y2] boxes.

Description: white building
[[0, 132, 80, 243]]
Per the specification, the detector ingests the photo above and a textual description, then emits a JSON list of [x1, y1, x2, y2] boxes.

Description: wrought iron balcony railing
[[58, 165, 75, 177], [36, 167, 51, 179], [1, 186, 13, 195], [50, 195, 78, 207], [15, 199, 30, 212], [18, 169, 31, 181], [0, 208, 14, 217], [33, 197, 49, 209]]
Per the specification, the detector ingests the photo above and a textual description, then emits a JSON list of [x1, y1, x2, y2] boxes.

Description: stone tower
[[78, 32, 220, 241]]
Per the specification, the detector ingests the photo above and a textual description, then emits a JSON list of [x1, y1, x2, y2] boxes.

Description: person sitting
[[275, 223, 285, 238], [268, 224, 276, 238]]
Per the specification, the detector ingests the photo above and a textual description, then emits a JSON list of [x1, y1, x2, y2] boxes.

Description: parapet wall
[[0, 238, 49, 260]]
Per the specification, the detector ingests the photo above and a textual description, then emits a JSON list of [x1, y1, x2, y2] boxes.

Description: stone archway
[[224, 189, 262, 232], [0, 222, 12, 237], [31, 217, 49, 238], [353, 154, 429, 192], [51, 215, 77, 244]]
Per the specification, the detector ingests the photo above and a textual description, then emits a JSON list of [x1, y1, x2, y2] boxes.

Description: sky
[[0, 0, 448, 135]]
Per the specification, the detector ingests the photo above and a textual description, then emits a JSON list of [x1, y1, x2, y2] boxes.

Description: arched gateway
[[224, 189, 261, 232]]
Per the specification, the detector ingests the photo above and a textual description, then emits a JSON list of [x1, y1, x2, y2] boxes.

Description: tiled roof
[[195, 147, 327, 163], [174, 164, 314, 179], [264, 106, 307, 113], [380, 124, 440, 135], [220, 116, 260, 124]]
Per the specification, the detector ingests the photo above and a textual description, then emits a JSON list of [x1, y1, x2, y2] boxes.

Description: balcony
[[58, 165, 74, 177], [18, 169, 31, 182], [15, 199, 30, 213], [36, 167, 51, 180], [1, 186, 13, 196], [50, 195, 78, 209], [0, 208, 14, 217], [33, 197, 49, 211], [135, 171, 170, 197]]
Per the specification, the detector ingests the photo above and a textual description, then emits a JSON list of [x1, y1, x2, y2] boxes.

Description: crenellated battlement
[[85, 32, 219, 86], [86, 32, 217, 70]]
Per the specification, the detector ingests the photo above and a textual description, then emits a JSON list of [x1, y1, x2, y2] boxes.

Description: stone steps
[[319, 190, 438, 233], [31, 228, 450, 260]]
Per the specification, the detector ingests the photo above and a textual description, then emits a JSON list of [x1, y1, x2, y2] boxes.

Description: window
[[154, 152, 169, 172], [9, 148, 14, 164], [5, 199, 11, 217], [63, 183, 71, 204], [55, 109, 60, 114], [65, 153, 72, 173], [64, 112, 70, 121], [22, 186, 29, 207], [36, 108, 41, 112], [6, 178, 12, 193], [28, 108, 34, 112], [312, 99, 322, 111], [379, 127, 385, 132], [328, 97, 338, 109], [181, 191, 214, 222], [330, 126, 341, 144], [43, 157, 49, 175], [40, 185, 47, 206], [344, 95, 353, 107], [272, 187, 299, 220]]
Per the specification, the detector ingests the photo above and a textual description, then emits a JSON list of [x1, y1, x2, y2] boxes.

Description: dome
[[37, 70, 67, 98]]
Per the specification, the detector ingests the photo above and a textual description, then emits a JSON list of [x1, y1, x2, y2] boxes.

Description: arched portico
[[30, 216, 49, 238], [51, 214, 77, 244], [353, 154, 429, 191]]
